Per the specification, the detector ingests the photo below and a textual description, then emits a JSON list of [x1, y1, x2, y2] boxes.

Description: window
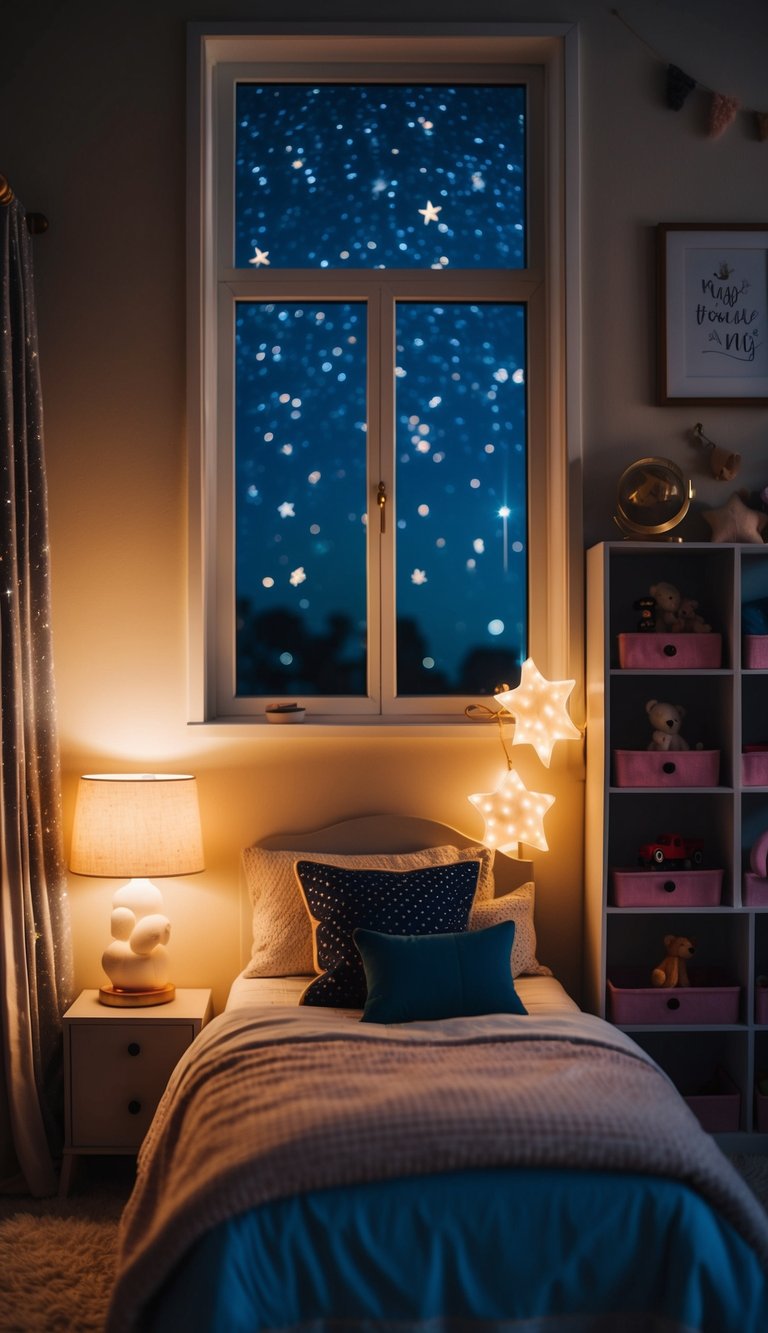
[[188, 28, 577, 722]]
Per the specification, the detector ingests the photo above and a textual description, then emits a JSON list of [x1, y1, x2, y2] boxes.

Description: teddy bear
[[677, 597, 712, 634], [651, 934, 696, 988], [646, 698, 690, 752], [649, 581, 683, 632]]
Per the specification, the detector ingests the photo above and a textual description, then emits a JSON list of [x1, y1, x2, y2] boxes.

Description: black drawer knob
[[663, 881, 676, 893], [127, 1042, 141, 1057], [663, 643, 677, 657], [127, 1100, 142, 1115], [666, 996, 681, 1010], [662, 761, 676, 774]]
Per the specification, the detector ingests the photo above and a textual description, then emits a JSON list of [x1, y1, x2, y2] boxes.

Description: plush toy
[[703, 492, 768, 545], [649, 581, 683, 632], [651, 934, 696, 988], [677, 597, 712, 634], [646, 698, 690, 751]]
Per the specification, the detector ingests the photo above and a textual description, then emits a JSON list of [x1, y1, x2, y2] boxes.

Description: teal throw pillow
[[354, 919, 528, 1023]]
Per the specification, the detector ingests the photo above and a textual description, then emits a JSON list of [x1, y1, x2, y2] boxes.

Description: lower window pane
[[235, 302, 368, 696], [395, 302, 527, 696]]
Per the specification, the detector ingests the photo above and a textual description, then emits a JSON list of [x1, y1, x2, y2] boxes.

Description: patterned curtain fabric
[[0, 193, 73, 1195]]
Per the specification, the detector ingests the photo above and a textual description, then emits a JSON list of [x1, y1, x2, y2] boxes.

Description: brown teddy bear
[[651, 935, 696, 988], [649, 581, 683, 632]]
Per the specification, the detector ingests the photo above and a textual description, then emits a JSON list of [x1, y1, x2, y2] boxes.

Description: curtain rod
[[0, 174, 49, 234]]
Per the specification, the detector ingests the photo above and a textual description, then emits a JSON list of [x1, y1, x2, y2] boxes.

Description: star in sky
[[249, 247, 270, 266], [494, 657, 581, 767], [418, 200, 442, 225], [468, 768, 555, 853], [277, 501, 295, 518]]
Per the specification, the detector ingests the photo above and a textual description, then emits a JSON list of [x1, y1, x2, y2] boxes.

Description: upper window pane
[[235, 84, 526, 270]]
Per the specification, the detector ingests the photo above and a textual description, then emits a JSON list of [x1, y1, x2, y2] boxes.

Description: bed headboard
[[240, 814, 533, 970]]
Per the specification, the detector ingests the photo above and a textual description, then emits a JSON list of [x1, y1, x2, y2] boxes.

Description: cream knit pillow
[[243, 842, 495, 977], [470, 882, 551, 977]]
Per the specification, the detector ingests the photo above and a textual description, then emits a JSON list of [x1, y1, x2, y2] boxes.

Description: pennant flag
[[708, 92, 740, 137], [755, 112, 768, 142], [666, 64, 696, 110]]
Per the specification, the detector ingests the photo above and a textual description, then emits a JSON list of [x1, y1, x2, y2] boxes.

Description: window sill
[[188, 715, 498, 738]]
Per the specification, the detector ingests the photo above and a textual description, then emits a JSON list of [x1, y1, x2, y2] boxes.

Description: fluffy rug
[[0, 1160, 131, 1332], [0, 1155, 767, 1331]]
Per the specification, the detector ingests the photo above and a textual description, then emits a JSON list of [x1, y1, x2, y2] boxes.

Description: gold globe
[[614, 457, 693, 539]]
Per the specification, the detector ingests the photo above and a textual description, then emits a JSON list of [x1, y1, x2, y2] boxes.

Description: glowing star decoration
[[277, 501, 295, 518], [411, 569, 428, 585], [289, 567, 306, 586], [418, 200, 442, 225], [494, 657, 581, 767], [249, 247, 270, 267], [468, 768, 555, 853]]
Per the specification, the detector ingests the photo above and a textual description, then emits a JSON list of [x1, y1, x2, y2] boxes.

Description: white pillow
[[243, 842, 495, 977], [470, 882, 551, 977]]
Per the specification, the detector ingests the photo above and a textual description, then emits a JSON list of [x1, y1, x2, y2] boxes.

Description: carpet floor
[[1, 1154, 767, 1332]]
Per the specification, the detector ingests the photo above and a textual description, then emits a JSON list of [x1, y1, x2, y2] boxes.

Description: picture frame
[[657, 223, 768, 405]]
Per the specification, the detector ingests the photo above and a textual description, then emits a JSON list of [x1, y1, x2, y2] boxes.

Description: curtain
[[0, 192, 73, 1195]]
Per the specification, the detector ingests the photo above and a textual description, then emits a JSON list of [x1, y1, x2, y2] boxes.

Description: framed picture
[[657, 223, 768, 405]]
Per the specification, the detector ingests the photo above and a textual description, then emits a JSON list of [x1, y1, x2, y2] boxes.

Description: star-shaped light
[[494, 657, 581, 767], [411, 569, 428, 585], [249, 247, 270, 267], [289, 567, 306, 586], [468, 768, 555, 853], [418, 200, 441, 225], [277, 501, 295, 518]]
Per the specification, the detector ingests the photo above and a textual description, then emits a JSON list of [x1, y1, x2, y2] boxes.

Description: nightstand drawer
[[69, 1021, 193, 1148]]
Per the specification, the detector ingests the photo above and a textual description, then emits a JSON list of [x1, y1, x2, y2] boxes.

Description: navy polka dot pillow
[[295, 859, 481, 1009]]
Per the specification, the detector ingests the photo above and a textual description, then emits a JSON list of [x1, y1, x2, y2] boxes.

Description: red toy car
[[637, 833, 704, 869]]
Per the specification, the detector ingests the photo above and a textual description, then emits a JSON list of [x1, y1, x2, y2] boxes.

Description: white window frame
[[187, 23, 582, 727]]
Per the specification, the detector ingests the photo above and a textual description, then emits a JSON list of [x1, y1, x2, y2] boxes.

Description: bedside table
[[60, 987, 213, 1195]]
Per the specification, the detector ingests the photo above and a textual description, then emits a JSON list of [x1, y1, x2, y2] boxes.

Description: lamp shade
[[70, 774, 204, 877]]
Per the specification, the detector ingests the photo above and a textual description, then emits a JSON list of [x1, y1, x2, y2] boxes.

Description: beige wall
[[3, 0, 768, 1013]]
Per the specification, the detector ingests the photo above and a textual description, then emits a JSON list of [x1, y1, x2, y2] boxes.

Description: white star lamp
[[468, 769, 555, 854], [494, 657, 581, 767], [70, 773, 204, 1006]]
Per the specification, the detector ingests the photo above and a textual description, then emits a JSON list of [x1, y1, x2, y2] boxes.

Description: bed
[[106, 817, 768, 1333]]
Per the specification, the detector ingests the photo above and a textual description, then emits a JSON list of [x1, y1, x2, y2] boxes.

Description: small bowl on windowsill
[[265, 703, 306, 724]]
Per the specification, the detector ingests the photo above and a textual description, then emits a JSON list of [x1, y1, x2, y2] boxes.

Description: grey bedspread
[[106, 1006, 768, 1332]]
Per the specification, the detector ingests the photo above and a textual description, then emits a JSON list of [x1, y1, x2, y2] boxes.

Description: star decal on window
[[418, 200, 442, 225]]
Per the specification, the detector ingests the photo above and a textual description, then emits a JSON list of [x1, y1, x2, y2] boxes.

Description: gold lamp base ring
[[98, 983, 176, 1008]]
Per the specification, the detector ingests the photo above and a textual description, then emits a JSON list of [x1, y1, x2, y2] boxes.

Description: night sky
[[233, 84, 528, 697]]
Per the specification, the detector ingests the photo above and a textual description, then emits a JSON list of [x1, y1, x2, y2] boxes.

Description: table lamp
[[69, 773, 204, 1006]]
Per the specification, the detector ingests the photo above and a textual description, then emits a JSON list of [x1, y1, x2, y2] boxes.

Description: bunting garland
[[614, 8, 768, 142]]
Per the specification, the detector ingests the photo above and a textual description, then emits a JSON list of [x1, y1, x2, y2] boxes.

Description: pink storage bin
[[742, 749, 768, 786], [746, 874, 768, 906], [607, 968, 740, 1025], [744, 636, 768, 669], [613, 750, 720, 788], [683, 1069, 740, 1133], [618, 633, 722, 670], [743, 874, 768, 906], [610, 868, 722, 907], [755, 985, 768, 1024]]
